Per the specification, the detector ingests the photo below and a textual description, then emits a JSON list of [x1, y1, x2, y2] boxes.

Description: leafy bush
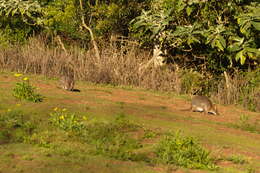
[[49, 107, 86, 135], [12, 74, 43, 102], [0, 0, 43, 44], [179, 69, 204, 94], [155, 131, 216, 170]]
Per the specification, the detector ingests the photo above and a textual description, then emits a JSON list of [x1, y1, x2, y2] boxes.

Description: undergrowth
[[155, 131, 217, 170], [226, 155, 248, 165], [1, 107, 218, 170], [230, 114, 260, 134], [0, 110, 35, 143]]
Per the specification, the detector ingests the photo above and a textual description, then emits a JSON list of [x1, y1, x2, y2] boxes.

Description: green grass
[[229, 114, 260, 134], [226, 155, 248, 165], [0, 72, 260, 173]]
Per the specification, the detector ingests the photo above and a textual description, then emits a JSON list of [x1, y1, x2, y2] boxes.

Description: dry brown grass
[[0, 36, 259, 111], [212, 70, 260, 111], [0, 36, 179, 92]]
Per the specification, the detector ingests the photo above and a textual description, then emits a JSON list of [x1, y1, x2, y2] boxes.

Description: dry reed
[[0, 36, 259, 111]]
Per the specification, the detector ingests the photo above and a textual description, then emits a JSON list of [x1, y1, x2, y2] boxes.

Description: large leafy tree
[[0, 0, 151, 45], [0, 0, 43, 44], [131, 0, 260, 72]]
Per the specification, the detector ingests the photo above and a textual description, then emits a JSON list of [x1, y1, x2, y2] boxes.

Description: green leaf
[[227, 43, 242, 52], [237, 17, 248, 26], [187, 36, 200, 45], [212, 35, 226, 52], [218, 35, 226, 49], [205, 34, 214, 44], [19, 8, 25, 16], [235, 50, 246, 65], [247, 52, 254, 59], [11, 8, 18, 16], [245, 47, 260, 54], [252, 21, 260, 31], [186, 6, 193, 16], [240, 22, 251, 36], [235, 50, 243, 62], [229, 36, 244, 45], [6, 7, 13, 16], [215, 40, 224, 51], [240, 54, 246, 65], [244, 47, 260, 59]]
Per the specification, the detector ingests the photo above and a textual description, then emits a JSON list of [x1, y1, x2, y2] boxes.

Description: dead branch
[[79, 0, 101, 65]]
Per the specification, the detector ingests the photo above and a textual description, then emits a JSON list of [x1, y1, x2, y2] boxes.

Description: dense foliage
[[0, 0, 259, 75], [0, 0, 151, 44], [131, 0, 260, 72]]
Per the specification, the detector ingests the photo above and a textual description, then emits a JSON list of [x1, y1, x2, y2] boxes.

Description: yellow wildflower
[[54, 107, 58, 111], [62, 108, 67, 112], [23, 77, 29, 81], [60, 115, 65, 120], [14, 73, 22, 77]]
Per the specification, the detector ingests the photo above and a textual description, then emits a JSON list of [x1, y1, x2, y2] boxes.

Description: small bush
[[179, 69, 204, 94], [155, 131, 216, 170], [12, 74, 43, 102], [49, 107, 86, 135]]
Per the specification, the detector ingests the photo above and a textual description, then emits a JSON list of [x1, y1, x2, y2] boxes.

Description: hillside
[[0, 72, 259, 173]]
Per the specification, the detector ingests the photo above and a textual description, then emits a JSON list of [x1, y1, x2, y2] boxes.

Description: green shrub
[[179, 69, 204, 94], [155, 131, 216, 170], [49, 107, 86, 135], [12, 74, 43, 102]]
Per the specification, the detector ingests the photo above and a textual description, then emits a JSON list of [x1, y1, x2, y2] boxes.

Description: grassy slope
[[0, 72, 259, 173]]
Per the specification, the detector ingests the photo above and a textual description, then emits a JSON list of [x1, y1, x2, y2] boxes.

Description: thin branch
[[56, 35, 68, 55], [79, 0, 101, 65]]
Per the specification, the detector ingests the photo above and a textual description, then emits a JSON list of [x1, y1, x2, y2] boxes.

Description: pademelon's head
[[209, 105, 218, 115]]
